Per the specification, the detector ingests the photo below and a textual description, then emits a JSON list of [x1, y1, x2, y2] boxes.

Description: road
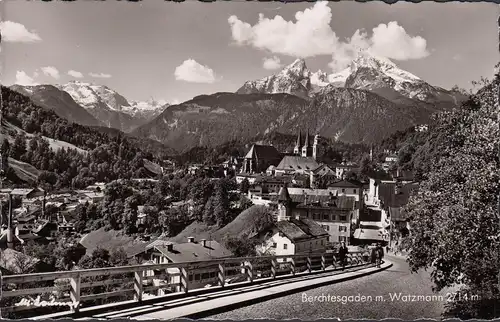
[[206, 254, 456, 320]]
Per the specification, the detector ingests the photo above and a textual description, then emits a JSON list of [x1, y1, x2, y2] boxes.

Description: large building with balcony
[[276, 186, 355, 245]]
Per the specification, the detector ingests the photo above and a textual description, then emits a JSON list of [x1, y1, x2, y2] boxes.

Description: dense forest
[[1, 86, 175, 189]]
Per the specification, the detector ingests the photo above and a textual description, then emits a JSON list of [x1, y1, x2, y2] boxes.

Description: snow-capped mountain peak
[[236, 59, 313, 98]]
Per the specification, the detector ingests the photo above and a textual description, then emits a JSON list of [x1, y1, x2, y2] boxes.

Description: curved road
[[206, 254, 456, 320]]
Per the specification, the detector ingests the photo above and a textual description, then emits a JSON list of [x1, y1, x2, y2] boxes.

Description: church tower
[[294, 131, 302, 156], [313, 134, 323, 161], [302, 130, 310, 157], [277, 184, 292, 221]]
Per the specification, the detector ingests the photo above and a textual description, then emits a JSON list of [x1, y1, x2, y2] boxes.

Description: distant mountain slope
[[57, 81, 168, 132], [10, 84, 104, 127], [1, 85, 173, 188], [134, 83, 444, 151], [8, 157, 40, 183], [132, 92, 308, 153]]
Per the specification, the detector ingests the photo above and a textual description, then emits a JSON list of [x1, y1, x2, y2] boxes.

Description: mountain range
[[10, 50, 468, 154], [11, 81, 169, 133], [133, 51, 467, 152]]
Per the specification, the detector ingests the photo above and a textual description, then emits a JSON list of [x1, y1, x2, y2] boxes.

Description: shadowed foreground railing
[[0, 251, 371, 318]]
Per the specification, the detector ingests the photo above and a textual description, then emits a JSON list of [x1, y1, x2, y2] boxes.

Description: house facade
[[254, 218, 329, 258], [144, 238, 234, 294], [276, 186, 355, 245]]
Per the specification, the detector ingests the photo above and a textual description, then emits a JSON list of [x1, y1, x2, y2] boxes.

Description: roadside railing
[[0, 251, 371, 318]]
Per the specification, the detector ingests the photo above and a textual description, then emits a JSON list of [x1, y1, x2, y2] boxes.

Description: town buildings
[[276, 185, 355, 245], [254, 218, 329, 257], [144, 237, 234, 294]]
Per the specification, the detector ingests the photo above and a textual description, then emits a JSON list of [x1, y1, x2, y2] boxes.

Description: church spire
[[294, 130, 302, 155], [304, 130, 310, 147]]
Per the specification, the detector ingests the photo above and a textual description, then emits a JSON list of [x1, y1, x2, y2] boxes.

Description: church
[[293, 130, 324, 161]]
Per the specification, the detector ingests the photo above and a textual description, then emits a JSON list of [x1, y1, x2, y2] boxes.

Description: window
[[195, 274, 201, 280], [322, 214, 330, 220], [339, 236, 347, 242], [339, 225, 347, 232], [313, 213, 321, 220], [201, 273, 209, 280], [272, 242, 277, 248], [321, 240, 324, 245], [342, 189, 345, 193], [284, 244, 288, 250], [297, 244, 300, 250], [353, 189, 357, 193], [209, 272, 216, 278], [189, 275, 193, 281], [340, 215, 347, 221]]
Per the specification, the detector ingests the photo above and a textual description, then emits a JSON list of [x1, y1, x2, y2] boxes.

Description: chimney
[[201, 239, 207, 247], [187, 236, 195, 243], [166, 243, 174, 252], [7, 193, 13, 249]]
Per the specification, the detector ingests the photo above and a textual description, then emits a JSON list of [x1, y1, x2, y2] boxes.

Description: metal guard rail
[[0, 251, 372, 316]]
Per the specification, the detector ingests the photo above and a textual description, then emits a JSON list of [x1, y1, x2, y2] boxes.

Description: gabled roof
[[328, 180, 363, 188], [275, 218, 328, 242], [277, 184, 291, 202], [153, 240, 233, 262], [312, 164, 335, 175], [244, 144, 281, 161], [276, 156, 320, 172]]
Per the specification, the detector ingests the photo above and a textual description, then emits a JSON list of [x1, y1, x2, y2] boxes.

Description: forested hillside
[[1, 86, 172, 189]]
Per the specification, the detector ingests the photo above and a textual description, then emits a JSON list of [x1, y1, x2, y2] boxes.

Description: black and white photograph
[[0, 0, 499, 320]]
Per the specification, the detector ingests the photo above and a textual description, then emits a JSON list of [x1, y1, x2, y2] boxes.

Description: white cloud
[[0, 21, 42, 43], [369, 22, 429, 60], [15, 71, 39, 86], [263, 56, 283, 70], [89, 72, 111, 78], [41, 66, 60, 80], [229, 2, 430, 72], [68, 70, 84, 78], [174, 59, 217, 84], [228, 2, 339, 58], [452, 54, 462, 61]]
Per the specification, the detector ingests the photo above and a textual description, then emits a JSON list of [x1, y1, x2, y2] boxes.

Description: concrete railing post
[[307, 256, 312, 273], [321, 255, 326, 271], [218, 263, 225, 288], [69, 274, 81, 313], [246, 261, 254, 283], [271, 258, 277, 279], [180, 267, 189, 293], [134, 270, 144, 302], [290, 258, 295, 275]]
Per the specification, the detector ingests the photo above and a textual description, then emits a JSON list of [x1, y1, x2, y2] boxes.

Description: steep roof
[[277, 184, 291, 202], [275, 218, 328, 242], [276, 156, 320, 172], [154, 240, 233, 263], [244, 144, 281, 161], [328, 180, 363, 188]]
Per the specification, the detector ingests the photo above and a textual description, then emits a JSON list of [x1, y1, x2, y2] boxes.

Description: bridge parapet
[[0, 251, 370, 319]]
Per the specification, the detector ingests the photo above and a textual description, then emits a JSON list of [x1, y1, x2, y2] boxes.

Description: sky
[[1, 1, 498, 104]]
